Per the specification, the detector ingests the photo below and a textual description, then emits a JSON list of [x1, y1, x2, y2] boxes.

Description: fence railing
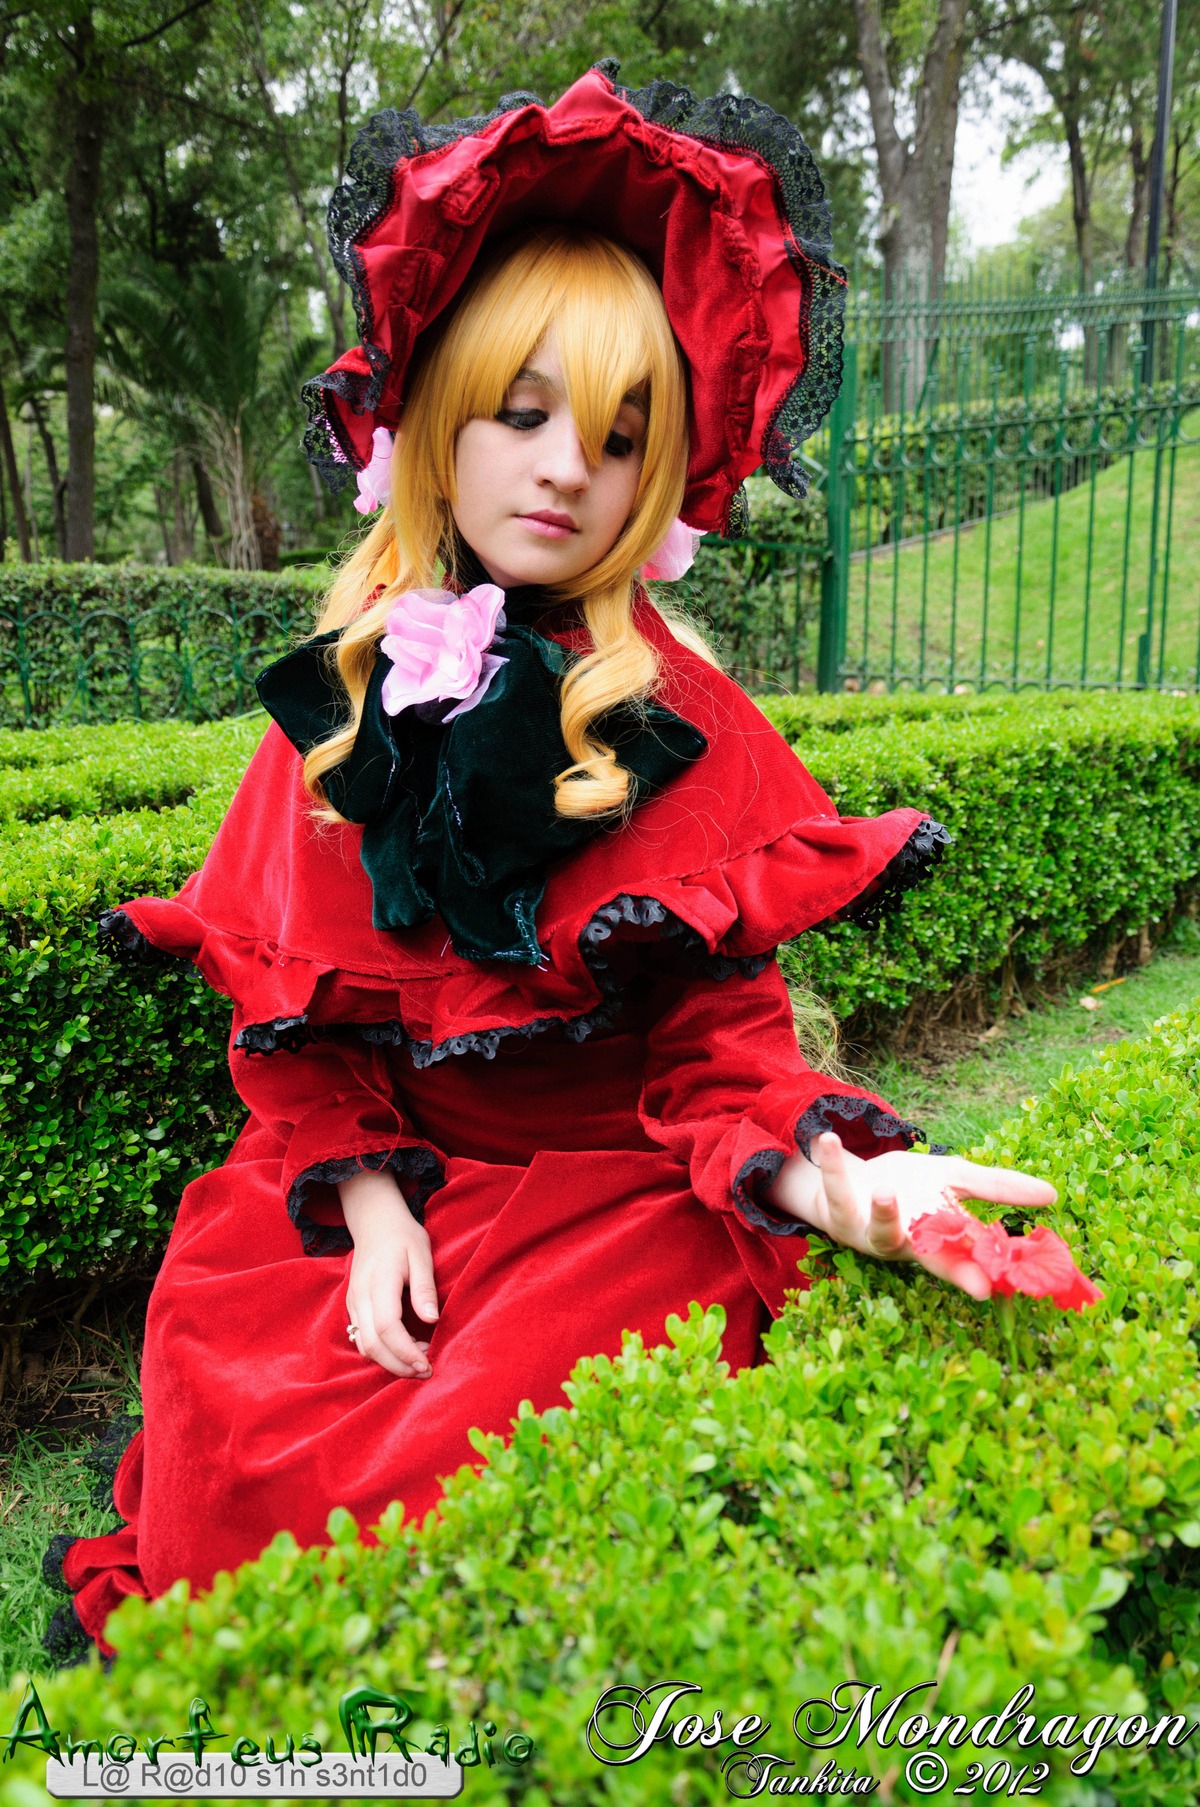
[[816, 303, 1200, 690], [840, 265, 1200, 415], [0, 570, 316, 728], [1, 274, 1197, 714]]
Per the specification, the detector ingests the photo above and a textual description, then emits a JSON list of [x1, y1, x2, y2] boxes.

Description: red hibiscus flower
[[907, 1206, 980, 1266], [910, 1207, 1102, 1312]]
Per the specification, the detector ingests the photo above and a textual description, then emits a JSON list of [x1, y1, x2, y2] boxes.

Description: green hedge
[[0, 564, 322, 728], [0, 719, 262, 1287], [767, 691, 1200, 1018], [2, 692, 1199, 1292], [4, 1001, 1200, 1803]]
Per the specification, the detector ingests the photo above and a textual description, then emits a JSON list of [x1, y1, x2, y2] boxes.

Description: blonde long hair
[[302, 227, 699, 823]]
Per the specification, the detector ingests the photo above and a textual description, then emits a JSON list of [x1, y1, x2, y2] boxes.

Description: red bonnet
[[303, 61, 846, 536]]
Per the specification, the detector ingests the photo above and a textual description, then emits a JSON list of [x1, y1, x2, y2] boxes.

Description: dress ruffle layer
[[99, 601, 945, 1066]]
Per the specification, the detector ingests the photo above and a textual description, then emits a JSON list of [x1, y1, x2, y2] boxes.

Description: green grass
[[0, 1422, 139, 1685], [862, 916, 1200, 1150], [0, 1320, 143, 1686], [848, 433, 1200, 688]]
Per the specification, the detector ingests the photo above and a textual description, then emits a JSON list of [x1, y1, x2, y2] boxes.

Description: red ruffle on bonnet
[[302, 59, 846, 535]]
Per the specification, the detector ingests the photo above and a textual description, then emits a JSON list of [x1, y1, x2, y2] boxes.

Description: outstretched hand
[[766, 1132, 1058, 1299]]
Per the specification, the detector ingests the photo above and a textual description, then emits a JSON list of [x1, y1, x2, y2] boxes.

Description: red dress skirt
[[54, 963, 915, 1659]]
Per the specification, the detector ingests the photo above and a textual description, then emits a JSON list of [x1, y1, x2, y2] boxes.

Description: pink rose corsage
[[379, 585, 508, 722], [354, 426, 394, 515], [640, 517, 705, 582]]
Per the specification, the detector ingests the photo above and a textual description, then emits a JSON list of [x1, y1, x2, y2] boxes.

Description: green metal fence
[[814, 273, 1200, 693], [0, 569, 316, 727], [1, 272, 1197, 716]]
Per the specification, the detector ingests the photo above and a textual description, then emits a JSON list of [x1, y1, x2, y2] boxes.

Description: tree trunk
[[154, 482, 176, 564], [207, 417, 259, 570], [0, 382, 31, 563], [28, 397, 68, 559], [1124, 104, 1150, 270], [23, 417, 39, 559], [173, 448, 195, 563], [1064, 117, 1094, 292], [62, 10, 104, 563], [245, 23, 347, 358], [1163, 126, 1183, 286], [308, 458, 326, 524], [1063, 114, 1099, 382], [252, 489, 281, 571], [854, 0, 968, 412], [191, 452, 227, 563]]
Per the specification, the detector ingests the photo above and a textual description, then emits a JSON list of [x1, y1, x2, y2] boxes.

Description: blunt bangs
[[433, 231, 683, 502]]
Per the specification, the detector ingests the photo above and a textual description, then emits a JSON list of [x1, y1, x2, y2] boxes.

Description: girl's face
[[451, 324, 647, 590]]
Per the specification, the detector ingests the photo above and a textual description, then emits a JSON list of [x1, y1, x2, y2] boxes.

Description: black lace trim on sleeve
[[794, 1094, 924, 1159], [732, 1148, 817, 1239], [833, 819, 953, 931], [97, 908, 170, 965], [733, 1094, 935, 1243], [287, 1145, 446, 1257]]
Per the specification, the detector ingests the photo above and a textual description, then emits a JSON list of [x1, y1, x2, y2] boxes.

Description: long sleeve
[[638, 959, 922, 1239], [228, 1010, 444, 1256]]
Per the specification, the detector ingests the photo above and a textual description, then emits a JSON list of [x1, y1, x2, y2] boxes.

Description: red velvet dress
[[49, 599, 938, 1660]]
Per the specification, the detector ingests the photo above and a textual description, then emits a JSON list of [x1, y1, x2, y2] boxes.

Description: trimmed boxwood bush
[[3, 1001, 1200, 1803], [2, 692, 1199, 1291], [768, 691, 1200, 1020], [0, 719, 260, 1288], [0, 564, 323, 728]]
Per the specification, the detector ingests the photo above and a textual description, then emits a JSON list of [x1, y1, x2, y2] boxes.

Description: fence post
[[818, 341, 857, 692]]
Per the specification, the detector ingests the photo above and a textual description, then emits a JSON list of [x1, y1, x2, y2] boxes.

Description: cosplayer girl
[[47, 65, 1054, 1663]]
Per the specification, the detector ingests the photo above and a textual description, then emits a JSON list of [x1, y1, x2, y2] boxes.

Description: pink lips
[[517, 511, 578, 540]]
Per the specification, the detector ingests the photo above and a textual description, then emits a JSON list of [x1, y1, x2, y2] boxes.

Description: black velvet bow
[[254, 596, 707, 965]]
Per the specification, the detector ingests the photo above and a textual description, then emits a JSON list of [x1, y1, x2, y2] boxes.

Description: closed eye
[[496, 408, 547, 430], [605, 431, 636, 458]]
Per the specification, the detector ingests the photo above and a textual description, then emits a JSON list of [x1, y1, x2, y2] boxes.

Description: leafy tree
[[724, 0, 976, 406], [102, 257, 321, 567], [717, 0, 874, 266], [990, 0, 1159, 293], [0, 0, 223, 559]]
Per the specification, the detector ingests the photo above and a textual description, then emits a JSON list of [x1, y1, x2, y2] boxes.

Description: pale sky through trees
[[952, 69, 1066, 252]]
